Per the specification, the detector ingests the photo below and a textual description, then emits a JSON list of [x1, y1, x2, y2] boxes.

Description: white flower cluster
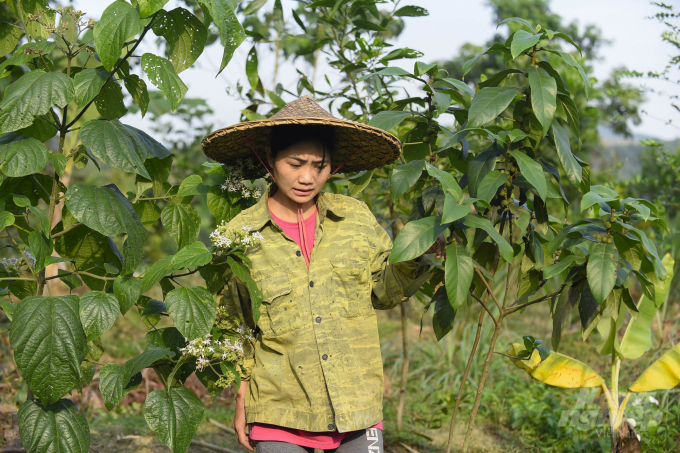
[[219, 158, 262, 199], [1, 251, 36, 271], [179, 326, 255, 372], [210, 223, 264, 250]]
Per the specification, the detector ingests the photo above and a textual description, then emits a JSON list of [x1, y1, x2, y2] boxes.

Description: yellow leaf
[[630, 342, 680, 393], [507, 343, 604, 388]]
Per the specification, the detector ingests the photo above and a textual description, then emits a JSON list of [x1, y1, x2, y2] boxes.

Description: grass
[[1, 293, 679, 453]]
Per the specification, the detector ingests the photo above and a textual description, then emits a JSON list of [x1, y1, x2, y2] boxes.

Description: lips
[[293, 188, 313, 196]]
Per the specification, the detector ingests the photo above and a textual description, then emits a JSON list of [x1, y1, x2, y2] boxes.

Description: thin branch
[[506, 292, 556, 315], [0, 277, 37, 282], [50, 222, 82, 238], [470, 292, 498, 325]]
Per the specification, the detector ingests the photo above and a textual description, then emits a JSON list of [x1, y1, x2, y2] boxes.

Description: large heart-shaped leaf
[[139, 0, 169, 18], [141, 53, 188, 111], [65, 184, 148, 274], [73, 68, 109, 109], [79, 291, 120, 341], [197, 0, 245, 74], [144, 388, 204, 453], [170, 241, 213, 269], [114, 275, 142, 315], [10, 296, 86, 404], [0, 133, 49, 177], [527, 65, 557, 135], [18, 399, 90, 453], [390, 216, 448, 264], [0, 23, 23, 58], [0, 70, 74, 134], [165, 286, 216, 340], [207, 186, 243, 224], [99, 363, 143, 411], [93, 0, 144, 71], [445, 243, 474, 311], [161, 204, 201, 249], [587, 243, 617, 304]]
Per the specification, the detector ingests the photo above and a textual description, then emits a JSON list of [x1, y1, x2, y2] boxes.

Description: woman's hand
[[425, 234, 447, 259], [233, 380, 255, 451]]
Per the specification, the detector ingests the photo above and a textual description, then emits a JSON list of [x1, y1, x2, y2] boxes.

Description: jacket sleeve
[[369, 213, 432, 310], [219, 274, 256, 381]]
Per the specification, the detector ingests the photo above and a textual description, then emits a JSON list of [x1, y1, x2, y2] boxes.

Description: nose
[[298, 166, 315, 184]]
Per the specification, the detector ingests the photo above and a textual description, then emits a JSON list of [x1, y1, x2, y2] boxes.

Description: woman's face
[[267, 139, 331, 205]]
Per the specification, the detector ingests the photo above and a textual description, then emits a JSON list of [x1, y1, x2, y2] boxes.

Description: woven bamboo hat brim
[[201, 96, 402, 179]]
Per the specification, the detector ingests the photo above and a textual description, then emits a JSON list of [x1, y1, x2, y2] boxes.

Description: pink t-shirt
[[248, 209, 383, 448]]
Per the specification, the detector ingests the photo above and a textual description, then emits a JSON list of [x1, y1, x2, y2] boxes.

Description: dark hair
[[269, 124, 336, 170]]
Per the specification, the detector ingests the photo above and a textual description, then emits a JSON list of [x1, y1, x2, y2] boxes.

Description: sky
[[71, 0, 680, 142]]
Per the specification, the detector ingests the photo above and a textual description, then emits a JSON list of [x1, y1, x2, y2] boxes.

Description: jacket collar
[[248, 185, 345, 231]]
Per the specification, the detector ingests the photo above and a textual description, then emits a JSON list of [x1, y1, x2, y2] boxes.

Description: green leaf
[[138, 155, 173, 198], [124, 74, 150, 118], [441, 191, 471, 224], [0, 70, 74, 134], [99, 363, 143, 411], [48, 152, 67, 178], [73, 68, 109, 109], [29, 205, 50, 236], [0, 23, 23, 57], [445, 243, 474, 310], [16, 115, 58, 143], [243, 0, 268, 15], [559, 52, 590, 99], [28, 230, 52, 273], [13, 193, 31, 207], [467, 145, 499, 197], [152, 7, 207, 73], [463, 214, 513, 262], [94, 78, 128, 120], [125, 346, 174, 379], [439, 77, 474, 96], [80, 119, 171, 179], [357, 66, 412, 82], [114, 274, 142, 315], [433, 90, 451, 116], [543, 255, 581, 279], [144, 388, 204, 453], [476, 170, 506, 203], [497, 17, 534, 32], [10, 296, 86, 404], [431, 286, 456, 341], [141, 256, 173, 294], [79, 291, 120, 341], [552, 285, 579, 351], [368, 111, 410, 131], [206, 186, 243, 224], [0, 132, 49, 178], [18, 399, 90, 453], [170, 241, 212, 269], [0, 210, 15, 230], [553, 32, 582, 55], [511, 29, 541, 59], [390, 216, 448, 264], [227, 256, 263, 323], [141, 53, 188, 112], [165, 286, 216, 340], [587, 243, 617, 304], [161, 203, 201, 249], [468, 87, 520, 128], [462, 43, 510, 76], [93, 0, 144, 71], [0, 40, 56, 76], [245, 45, 260, 92], [509, 150, 547, 200], [177, 175, 203, 196], [425, 162, 462, 199], [65, 184, 148, 274], [133, 200, 162, 227], [390, 160, 425, 202], [198, 0, 245, 74], [394, 5, 429, 16], [139, 0, 169, 18], [551, 122, 582, 186], [347, 170, 373, 197], [527, 65, 557, 135], [557, 93, 580, 138]]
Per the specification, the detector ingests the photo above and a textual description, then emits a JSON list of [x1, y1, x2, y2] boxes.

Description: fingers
[[238, 434, 255, 451]]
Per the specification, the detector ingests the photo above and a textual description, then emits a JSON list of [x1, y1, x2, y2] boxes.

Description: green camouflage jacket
[[220, 187, 430, 433]]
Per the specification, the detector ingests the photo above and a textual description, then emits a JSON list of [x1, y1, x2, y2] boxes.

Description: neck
[[268, 188, 317, 223]]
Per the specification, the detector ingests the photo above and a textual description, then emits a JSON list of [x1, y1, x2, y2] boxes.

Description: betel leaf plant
[[0, 1, 264, 452], [352, 16, 669, 453]]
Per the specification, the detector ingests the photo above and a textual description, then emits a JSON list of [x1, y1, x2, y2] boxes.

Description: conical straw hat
[[201, 96, 401, 179]]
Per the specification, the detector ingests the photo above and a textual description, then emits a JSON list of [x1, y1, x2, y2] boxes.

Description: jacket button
[[328, 423, 334, 430], [309, 281, 314, 287], [316, 317, 321, 323], [296, 250, 301, 257], [322, 354, 328, 360]]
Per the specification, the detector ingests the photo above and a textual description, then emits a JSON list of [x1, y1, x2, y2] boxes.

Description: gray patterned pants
[[254, 427, 383, 453]]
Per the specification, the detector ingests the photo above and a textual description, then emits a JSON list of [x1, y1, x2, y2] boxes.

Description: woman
[[201, 97, 445, 453]]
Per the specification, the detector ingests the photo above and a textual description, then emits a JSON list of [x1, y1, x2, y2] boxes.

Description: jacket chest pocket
[[331, 258, 372, 317], [255, 271, 297, 336]]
